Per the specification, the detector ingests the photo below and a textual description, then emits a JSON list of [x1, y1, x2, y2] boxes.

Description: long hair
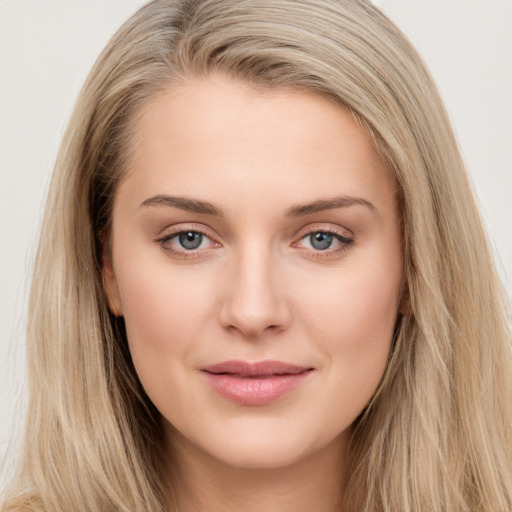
[[3, 1, 511, 510]]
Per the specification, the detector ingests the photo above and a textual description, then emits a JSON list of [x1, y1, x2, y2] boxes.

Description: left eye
[[300, 231, 351, 251]]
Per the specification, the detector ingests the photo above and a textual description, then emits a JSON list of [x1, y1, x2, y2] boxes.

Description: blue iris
[[179, 231, 203, 250], [310, 232, 333, 250]]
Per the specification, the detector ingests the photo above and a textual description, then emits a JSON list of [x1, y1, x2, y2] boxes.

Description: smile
[[201, 360, 314, 405]]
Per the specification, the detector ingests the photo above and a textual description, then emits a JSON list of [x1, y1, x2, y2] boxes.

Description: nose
[[218, 248, 291, 339]]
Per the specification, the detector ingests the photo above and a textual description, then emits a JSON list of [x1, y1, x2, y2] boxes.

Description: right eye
[[156, 226, 221, 259]]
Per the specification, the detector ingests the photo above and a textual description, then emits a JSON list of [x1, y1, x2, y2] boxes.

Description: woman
[[2, 0, 511, 511]]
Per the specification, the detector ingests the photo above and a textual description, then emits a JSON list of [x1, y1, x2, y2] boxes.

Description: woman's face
[[104, 75, 403, 469]]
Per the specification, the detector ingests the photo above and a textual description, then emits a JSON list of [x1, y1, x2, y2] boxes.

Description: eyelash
[[155, 225, 354, 260]]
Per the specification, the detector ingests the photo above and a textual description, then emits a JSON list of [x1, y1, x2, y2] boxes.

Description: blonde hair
[[3, 0, 512, 511]]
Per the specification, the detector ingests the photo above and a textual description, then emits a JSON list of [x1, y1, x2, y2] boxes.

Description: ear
[[102, 250, 123, 317]]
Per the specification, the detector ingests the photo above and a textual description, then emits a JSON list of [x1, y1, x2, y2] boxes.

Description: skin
[[103, 75, 403, 512]]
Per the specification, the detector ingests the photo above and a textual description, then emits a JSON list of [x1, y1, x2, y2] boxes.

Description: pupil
[[179, 231, 202, 250], [311, 232, 332, 250]]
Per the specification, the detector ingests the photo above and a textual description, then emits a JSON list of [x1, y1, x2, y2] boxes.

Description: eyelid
[[156, 223, 217, 239], [293, 223, 354, 242]]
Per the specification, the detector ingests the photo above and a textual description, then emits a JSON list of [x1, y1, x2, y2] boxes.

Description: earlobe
[[106, 294, 122, 317], [102, 252, 123, 317]]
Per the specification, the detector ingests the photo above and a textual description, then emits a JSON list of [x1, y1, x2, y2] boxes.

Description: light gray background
[[1, 0, 511, 489]]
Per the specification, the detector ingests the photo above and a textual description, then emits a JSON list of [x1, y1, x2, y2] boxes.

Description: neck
[[165, 429, 349, 512]]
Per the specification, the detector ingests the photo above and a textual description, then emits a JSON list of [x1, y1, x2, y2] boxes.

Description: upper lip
[[201, 360, 313, 377]]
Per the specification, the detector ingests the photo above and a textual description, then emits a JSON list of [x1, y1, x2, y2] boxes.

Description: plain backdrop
[[1, 0, 511, 489]]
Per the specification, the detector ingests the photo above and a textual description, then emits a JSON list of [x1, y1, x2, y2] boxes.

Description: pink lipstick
[[201, 360, 314, 405]]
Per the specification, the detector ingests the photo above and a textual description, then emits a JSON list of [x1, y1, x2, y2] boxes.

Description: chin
[[211, 437, 313, 470], [169, 417, 349, 471]]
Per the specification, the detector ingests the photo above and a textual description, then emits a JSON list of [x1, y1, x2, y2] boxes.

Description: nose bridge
[[218, 240, 290, 337]]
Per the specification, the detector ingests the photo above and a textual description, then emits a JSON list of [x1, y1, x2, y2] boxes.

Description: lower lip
[[202, 370, 313, 405]]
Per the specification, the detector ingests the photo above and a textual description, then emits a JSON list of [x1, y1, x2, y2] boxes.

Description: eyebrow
[[139, 195, 223, 216], [285, 196, 377, 216], [139, 194, 376, 217]]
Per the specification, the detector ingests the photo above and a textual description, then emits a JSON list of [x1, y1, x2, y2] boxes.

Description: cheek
[[114, 254, 216, 390], [297, 253, 402, 408], [117, 246, 213, 332], [299, 252, 401, 344]]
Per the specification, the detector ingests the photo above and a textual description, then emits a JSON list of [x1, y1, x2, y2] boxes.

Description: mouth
[[200, 360, 314, 405]]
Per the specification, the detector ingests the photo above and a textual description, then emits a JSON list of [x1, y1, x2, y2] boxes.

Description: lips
[[201, 360, 314, 405]]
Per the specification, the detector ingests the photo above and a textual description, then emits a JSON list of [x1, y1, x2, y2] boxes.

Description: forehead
[[118, 75, 397, 216]]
